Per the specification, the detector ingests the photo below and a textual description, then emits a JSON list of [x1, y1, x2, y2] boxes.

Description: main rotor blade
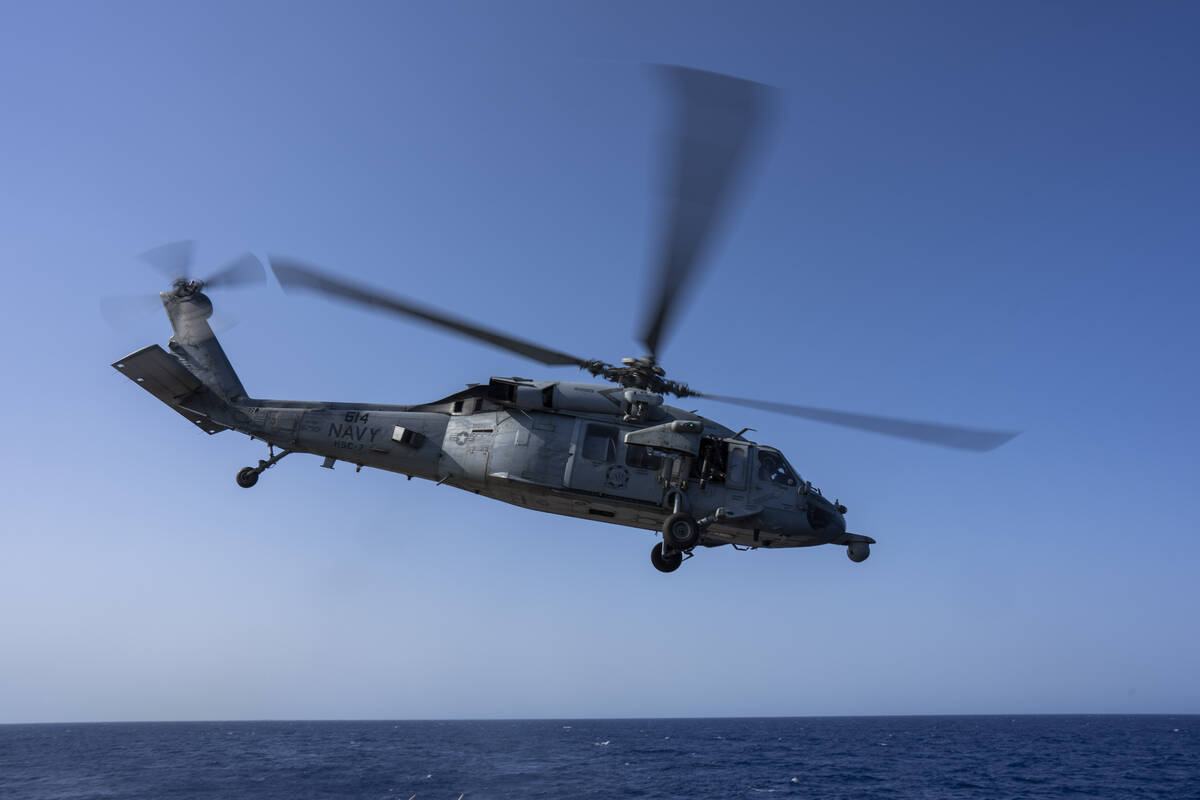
[[640, 66, 775, 360], [139, 240, 195, 283], [203, 252, 266, 290], [696, 393, 1019, 452], [270, 257, 591, 367]]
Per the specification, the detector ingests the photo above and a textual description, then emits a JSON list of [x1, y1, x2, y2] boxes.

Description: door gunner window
[[582, 424, 618, 462], [757, 449, 797, 487], [692, 436, 729, 483]]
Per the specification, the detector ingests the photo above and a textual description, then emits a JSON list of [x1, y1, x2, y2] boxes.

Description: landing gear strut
[[236, 445, 293, 488], [651, 496, 702, 572]]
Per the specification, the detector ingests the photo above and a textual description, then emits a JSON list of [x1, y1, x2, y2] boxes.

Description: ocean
[[1, 716, 1195, 799]]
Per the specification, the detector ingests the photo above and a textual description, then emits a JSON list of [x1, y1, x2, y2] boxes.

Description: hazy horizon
[[7, 712, 1199, 727]]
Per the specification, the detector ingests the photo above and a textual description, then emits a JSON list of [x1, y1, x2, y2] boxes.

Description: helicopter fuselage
[[220, 379, 848, 551]]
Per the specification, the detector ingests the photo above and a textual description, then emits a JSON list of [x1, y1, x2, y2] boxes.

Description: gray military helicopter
[[109, 67, 1016, 573]]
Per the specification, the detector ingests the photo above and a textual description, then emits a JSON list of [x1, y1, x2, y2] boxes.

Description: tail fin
[[160, 289, 248, 403]]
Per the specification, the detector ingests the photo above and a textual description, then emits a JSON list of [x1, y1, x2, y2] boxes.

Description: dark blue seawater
[[1, 716, 1196, 799]]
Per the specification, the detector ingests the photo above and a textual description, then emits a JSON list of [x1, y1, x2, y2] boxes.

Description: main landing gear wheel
[[651, 543, 683, 573], [663, 512, 700, 549], [235, 446, 294, 488]]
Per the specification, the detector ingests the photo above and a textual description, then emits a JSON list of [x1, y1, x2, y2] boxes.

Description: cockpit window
[[756, 448, 798, 487]]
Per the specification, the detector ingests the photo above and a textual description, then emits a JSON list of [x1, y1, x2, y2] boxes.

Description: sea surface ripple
[[1, 715, 1196, 799]]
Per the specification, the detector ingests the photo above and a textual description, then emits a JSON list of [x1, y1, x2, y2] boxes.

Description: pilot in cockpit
[[757, 450, 797, 487]]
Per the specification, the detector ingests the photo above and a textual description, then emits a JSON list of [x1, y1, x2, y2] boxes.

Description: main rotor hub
[[582, 356, 694, 398]]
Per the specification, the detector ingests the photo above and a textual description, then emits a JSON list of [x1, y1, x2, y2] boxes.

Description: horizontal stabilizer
[[112, 345, 229, 435]]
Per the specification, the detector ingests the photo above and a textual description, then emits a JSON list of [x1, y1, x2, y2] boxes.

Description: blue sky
[[1, 1, 1197, 722]]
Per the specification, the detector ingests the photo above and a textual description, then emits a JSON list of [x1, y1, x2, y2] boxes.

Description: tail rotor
[[101, 241, 266, 331]]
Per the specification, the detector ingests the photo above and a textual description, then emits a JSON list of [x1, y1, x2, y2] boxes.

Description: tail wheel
[[236, 467, 259, 488], [663, 512, 700, 549], [651, 543, 683, 573]]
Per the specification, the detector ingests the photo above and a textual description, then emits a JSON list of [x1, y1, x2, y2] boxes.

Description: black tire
[[663, 512, 700, 549], [236, 467, 259, 488], [651, 543, 683, 573]]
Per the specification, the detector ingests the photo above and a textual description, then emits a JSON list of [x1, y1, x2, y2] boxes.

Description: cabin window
[[452, 400, 465, 413], [626, 443, 663, 471], [582, 424, 618, 462]]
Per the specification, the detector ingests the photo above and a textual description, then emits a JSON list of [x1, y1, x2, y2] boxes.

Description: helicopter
[[109, 66, 1017, 573]]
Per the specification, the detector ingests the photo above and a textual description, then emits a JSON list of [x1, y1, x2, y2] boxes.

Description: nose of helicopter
[[829, 507, 846, 537], [804, 492, 846, 538]]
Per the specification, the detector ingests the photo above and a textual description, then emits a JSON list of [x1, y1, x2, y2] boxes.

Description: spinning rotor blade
[[107, 247, 263, 332], [202, 252, 266, 289], [270, 257, 592, 367], [695, 393, 1019, 452], [640, 66, 775, 360], [139, 240, 196, 282], [100, 293, 164, 330]]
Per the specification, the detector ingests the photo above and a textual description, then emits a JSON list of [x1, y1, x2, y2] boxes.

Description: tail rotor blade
[[203, 252, 266, 290], [208, 311, 240, 335], [139, 240, 195, 283], [640, 66, 776, 360], [696, 392, 1019, 452]]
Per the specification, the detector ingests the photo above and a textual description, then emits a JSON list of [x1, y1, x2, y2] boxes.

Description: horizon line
[[4, 712, 1197, 727]]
